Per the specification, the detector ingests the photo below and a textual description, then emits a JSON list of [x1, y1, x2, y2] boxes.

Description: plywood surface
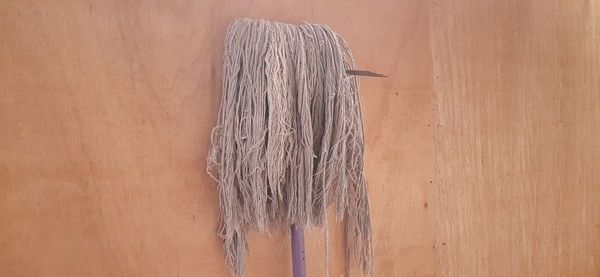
[[0, 1, 434, 276], [430, 1, 600, 276], [2, 0, 599, 276]]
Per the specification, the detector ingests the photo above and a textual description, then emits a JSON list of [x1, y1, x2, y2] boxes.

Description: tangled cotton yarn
[[207, 18, 372, 276]]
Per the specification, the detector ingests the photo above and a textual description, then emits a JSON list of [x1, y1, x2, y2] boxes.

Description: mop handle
[[291, 224, 307, 277]]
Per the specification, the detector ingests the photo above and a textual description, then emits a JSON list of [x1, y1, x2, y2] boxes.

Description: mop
[[207, 18, 373, 276]]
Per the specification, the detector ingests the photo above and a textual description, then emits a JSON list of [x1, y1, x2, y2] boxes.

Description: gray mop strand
[[207, 18, 373, 277]]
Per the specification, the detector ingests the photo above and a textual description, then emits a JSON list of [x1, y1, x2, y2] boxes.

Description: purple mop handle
[[291, 224, 307, 277]]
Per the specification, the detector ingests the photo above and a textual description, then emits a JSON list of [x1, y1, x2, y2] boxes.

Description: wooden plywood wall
[[0, 0, 598, 276], [430, 1, 600, 276]]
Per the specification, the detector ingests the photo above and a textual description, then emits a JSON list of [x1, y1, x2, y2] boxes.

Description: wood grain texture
[[3, 0, 598, 276], [0, 0, 434, 276], [430, 1, 600, 276]]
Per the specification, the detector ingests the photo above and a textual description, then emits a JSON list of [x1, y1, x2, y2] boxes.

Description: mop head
[[207, 18, 372, 276]]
